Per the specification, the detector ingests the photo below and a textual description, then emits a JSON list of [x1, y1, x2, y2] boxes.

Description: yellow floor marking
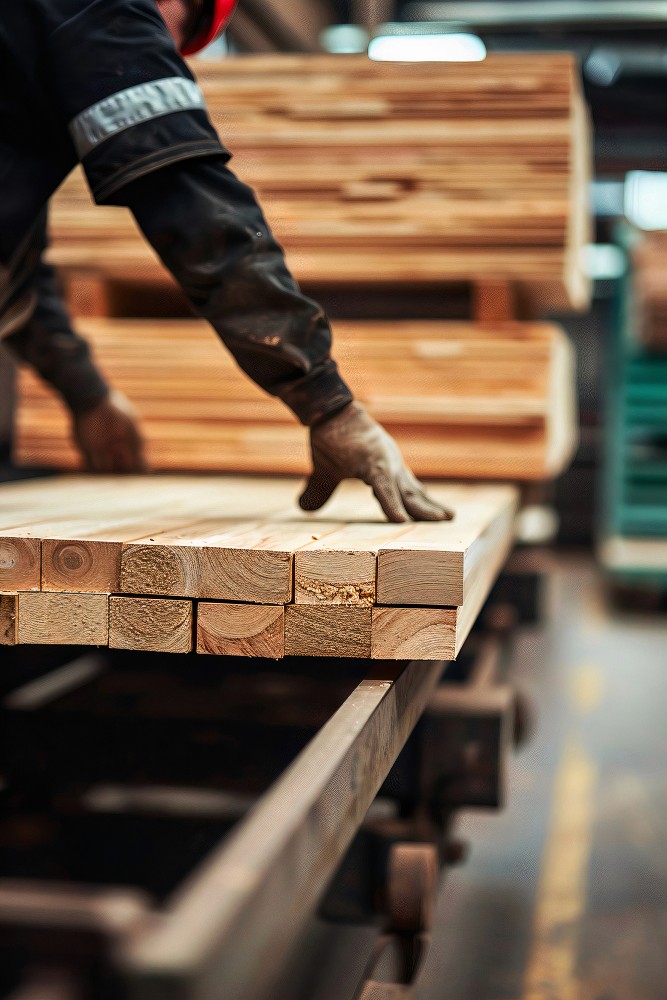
[[579, 578, 608, 635], [522, 737, 597, 1000], [569, 664, 604, 716]]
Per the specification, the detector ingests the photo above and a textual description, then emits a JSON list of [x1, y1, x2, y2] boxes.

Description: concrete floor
[[416, 555, 667, 1000]]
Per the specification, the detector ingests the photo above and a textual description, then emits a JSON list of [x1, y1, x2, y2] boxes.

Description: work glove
[[73, 390, 147, 473], [299, 402, 454, 523]]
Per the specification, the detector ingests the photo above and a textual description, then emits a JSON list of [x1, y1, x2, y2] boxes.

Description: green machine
[[599, 224, 667, 587]]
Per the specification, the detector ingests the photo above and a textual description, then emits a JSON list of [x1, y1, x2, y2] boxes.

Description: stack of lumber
[[14, 318, 577, 480], [632, 232, 667, 350], [48, 53, 592, 313], [0, 475, 518, 660]]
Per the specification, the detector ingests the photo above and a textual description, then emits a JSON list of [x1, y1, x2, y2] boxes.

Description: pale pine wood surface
[[1, 475, 518, 659]]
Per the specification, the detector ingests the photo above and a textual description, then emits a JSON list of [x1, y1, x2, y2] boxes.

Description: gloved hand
[[299, 402, 453, 522], [73, 390, 147, 473]]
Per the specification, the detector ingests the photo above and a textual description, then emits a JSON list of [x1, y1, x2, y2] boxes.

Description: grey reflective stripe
[[69, 77, 206, 158]]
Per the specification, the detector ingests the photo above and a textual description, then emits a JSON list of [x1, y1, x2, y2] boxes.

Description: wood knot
[[53, 542, 92, 577], [0, 542, 19, 571]]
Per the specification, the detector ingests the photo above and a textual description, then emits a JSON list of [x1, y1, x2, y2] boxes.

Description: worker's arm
[[4, 257, 146, 472], [121, 158, 450, 521], [41, 0, 450, 519], [122, 158, 350, 427]]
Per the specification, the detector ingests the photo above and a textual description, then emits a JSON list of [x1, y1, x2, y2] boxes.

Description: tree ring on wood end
[[0, 542, 19, 571], [52, 541, 93, 577], [0, 540, 34, 573]]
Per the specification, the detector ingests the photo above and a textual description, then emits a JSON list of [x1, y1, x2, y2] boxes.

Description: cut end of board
[[109, 597, 193, 654], [197, 603, 285, 658], [0, 595, 18, 645]]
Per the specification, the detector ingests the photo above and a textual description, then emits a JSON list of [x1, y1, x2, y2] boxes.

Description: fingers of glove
[[81, 450, 97, 473], [371, 472, 410, 523], [78, 442, 102, 473], [114, 432, 148, 473], [400, 483, 454, 521], [299, 469, 341, 511], [133, 449, 149, 473], [79, 434, 146, 474], [110, 445, 142, 474], [397, 470, 454, 521], [91, 449, 113, 473]]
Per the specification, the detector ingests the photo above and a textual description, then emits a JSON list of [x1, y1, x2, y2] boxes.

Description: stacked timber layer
[[632, 232, 667, 350], [49, 53, 592, 312], [0, 475, 518, 660], [15, 318, 578, 480]]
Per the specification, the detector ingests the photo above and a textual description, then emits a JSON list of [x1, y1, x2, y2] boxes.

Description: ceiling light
[[368, 32, 486, 62]]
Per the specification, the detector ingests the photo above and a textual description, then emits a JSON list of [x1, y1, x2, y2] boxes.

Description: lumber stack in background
[[632, 231, 667, 350], [14, 318, 577, 481], [48, 53, 592, 313], [0, 475, 519, 660]]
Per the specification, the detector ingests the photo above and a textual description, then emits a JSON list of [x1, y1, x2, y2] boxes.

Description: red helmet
[[182, 0, 237, 56]]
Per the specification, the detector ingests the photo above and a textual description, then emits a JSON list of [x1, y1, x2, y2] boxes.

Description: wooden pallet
[[48, 53, 592, 315], [0, 475, 518, 660], [14, 318, 577, 481]]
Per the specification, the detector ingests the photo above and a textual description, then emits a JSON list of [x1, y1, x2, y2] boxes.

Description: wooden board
[[371, 607, 458, 660], [15, 318, 578, 482], [0, 594, 18, 646], [17, 592, 109, 646], [120, 521, 338, 603], [2, 475, 518, 659], [376, 485, 518, 607], [40, 514, 213, 595], [109, 597, 193, 654], [293, 522, 417, 605], [197, 603, 285, 658], [0, 535, 41, 593], [285, 605, 373, 658]]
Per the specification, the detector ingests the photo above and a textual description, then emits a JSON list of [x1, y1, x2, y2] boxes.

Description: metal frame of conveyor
[[119, 660, 446, 1000], [0, 660, 444, 998], [0, 634, 526, 1000]]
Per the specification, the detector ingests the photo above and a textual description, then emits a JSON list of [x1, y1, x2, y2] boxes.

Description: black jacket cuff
[[58, 360, 110, 415], [5, 326, 110, 416], [279, 362, 354, 427]]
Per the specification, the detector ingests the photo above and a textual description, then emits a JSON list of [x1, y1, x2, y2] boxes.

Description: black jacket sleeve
[[5, 256, 109, 416], [42, 0, 228, 204], [121, 156, 354, 426]]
